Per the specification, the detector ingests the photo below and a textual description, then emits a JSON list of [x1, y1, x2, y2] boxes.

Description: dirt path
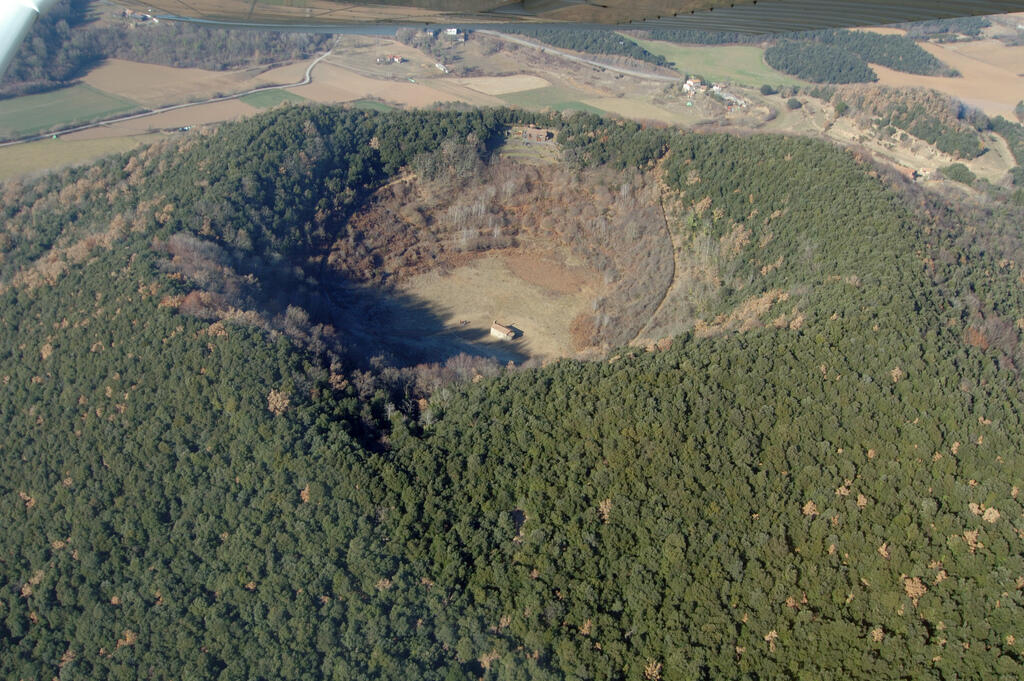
[[629, 178, 678, 347], [476, 30, 681, 83]]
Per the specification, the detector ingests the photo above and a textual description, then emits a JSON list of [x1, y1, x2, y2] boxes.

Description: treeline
[[1, 107, 1023, 680], [765, 29, 952, 83], [0, 0, 102, 97], [765, 39, 878, 83], [807, 86, 989, 160], [494, 28, 671, 67], [632, 28, 761, 45], [901, 16, 990, 40], [991, 116, 1024, 168], [810, 29, 953, 75], [103, 21, 331, 71], [871, 96, 987, 159], [1, 0, 331, 98], [989, 116, 1024, 187]]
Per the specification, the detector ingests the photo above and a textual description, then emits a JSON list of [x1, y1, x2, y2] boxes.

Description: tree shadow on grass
[[317, 279, 529, 368]]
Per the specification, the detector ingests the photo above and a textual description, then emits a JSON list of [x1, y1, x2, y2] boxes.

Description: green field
[[239, 89, 307, 109], [348, 99, 397, 113], [498, 87, 605, 114], [0, 85, 139, 140], [633, 40, 809, 88]]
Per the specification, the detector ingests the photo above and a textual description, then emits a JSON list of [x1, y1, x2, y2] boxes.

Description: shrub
[[940, 163, 976, 185]]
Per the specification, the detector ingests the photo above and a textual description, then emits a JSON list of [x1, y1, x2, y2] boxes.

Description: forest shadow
[[318, 278, 529, 368]]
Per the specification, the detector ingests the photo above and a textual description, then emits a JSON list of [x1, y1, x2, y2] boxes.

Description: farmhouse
[[683, 78, 706, 94], [490, 321, 516, 341]]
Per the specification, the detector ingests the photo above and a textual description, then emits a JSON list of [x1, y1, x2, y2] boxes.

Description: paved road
[[475, 30, 681, 83], [0, 42, 337, 148]]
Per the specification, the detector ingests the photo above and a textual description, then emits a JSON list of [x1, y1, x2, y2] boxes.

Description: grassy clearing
[[0, 85, 139, 140], [238, 89, 307, 109], [0, 134, 161, 181], [497, 134, 561, 165], [348, 99, 398, 112], [633, 40, 808, 88], [498, 87, 605, 114], [399, 255, 595, 362]]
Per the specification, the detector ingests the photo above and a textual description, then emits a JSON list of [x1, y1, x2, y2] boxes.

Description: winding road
[[0, 41, 337, 148], [1, 32, 681, 148]]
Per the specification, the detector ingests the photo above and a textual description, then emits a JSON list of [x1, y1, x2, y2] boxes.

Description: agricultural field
[[871, 39, 1024, 118], [347, 99, 398, 112], [0, 133, 161, 180], [292, 61, 456, 107], [239, 89, 307, 109], [453, 74, 551, 95], [498, 86, 605, 114], [583, 97, 688, 124], [0, 84, 139, 140], [60, 99, 258, 140], [634, 40, 808, 87], [82, 58, 270, 108]]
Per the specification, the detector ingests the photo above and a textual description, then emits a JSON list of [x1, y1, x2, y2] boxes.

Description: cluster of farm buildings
[[683, 77, 748, 110]]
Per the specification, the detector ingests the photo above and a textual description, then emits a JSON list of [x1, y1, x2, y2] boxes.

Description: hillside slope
[[1, 107, 1022, 680]]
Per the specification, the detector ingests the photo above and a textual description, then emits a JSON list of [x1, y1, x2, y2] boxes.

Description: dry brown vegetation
[[838, 85, 984, 134], [332, 157, 672, 351]]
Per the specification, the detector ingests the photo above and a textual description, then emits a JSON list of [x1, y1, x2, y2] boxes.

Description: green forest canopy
[[0, 107, 1022, 680], [763, 30, 951, 84]]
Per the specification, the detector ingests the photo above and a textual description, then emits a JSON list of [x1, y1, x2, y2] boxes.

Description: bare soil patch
[[503, 252, 601, 294], [253, 61, 311, 86], [951, 39, 1024, 73], [63, 100, 257, 140], [289, 62, 457, 107], [453, 75, 551, 95], [855, 27, 907, 36], [419, 79, 504, 108], [83, 59, 265, 108], [871, 41, 1024, 118], [825, 113, 1014, 183]]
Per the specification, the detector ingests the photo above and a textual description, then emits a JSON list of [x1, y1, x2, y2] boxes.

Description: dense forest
[[765, 29, 951, 83], [1, 0, 330, 98], [492, 28, 671, 67], [765, 39, 878, 83], [1, 107, 1023, 680], [811, 29, 953, 75]]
